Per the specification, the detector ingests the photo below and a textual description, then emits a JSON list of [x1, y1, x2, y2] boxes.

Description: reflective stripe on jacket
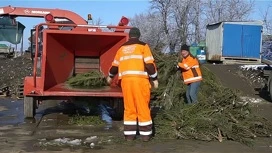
[[109, 38, 157, 80], [178, 54, 202, 84]]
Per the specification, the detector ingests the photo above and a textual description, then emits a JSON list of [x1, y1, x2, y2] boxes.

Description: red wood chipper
[[0, 6, 132, 117]]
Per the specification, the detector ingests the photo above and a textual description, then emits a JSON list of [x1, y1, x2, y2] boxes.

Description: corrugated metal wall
[[206, 23, 223, 61], [222, 24, 243, 57], [241, 25, 262, 58], [222, 23, 262, 59]]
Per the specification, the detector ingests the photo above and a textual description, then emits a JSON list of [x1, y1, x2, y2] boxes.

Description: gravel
[[0, 53, 33, 94]]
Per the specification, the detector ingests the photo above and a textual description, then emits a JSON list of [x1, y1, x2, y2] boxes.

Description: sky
[[0, 0, 271, 51], [0, 0, 151, 50]]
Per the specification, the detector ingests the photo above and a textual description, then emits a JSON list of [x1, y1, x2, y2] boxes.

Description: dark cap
[[181, 44, 189, 52], [129, 27, 141, 38]]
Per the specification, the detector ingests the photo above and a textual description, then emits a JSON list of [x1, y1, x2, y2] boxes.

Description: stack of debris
[[0, 53, 32, 97], [151, 51, 272, 145], [64, 50, 272, 145]]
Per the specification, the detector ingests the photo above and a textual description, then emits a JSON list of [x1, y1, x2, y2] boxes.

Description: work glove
[[175, 64, 180, 71], [152, 80, 159, 89], [106, 76, 112, 85]]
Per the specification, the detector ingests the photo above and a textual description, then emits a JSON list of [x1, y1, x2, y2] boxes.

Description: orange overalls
[[108, 38, 157, 140]]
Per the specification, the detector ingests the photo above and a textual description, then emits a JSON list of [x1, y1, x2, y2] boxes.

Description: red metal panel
[[43, 31, 74, 91], [24, 77, 43, 95], [75, 68, 98, 74], [32, 30, 128, 97], [44, 83, 122, 97], [74, 57, 100, 74], [1, 6, 87, 25], [75, 50, 100, 57], [75, 58, 99, 63], [43, 91, 123, 97], [75, 63, 99, 69], [100, 37, 128, 87]]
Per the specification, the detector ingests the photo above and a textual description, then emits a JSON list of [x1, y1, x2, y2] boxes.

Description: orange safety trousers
[[121, 77, 153, 140]]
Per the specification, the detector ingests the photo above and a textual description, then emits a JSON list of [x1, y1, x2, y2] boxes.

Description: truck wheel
[[268, 72, 272, 102], [24, 96, 37, 118], [112, 98, 124, 120]]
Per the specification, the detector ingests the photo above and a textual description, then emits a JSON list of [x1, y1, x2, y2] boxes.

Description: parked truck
[[0, 5, 131, 118], [260, 56, 272, 101], [255, 37, 272, 101]]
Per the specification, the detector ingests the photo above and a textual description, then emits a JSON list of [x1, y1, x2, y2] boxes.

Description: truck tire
[[112, 98, 124, 120], [268, 72, 272, 101], [24, 96, 36, 118], [269, 79, 272, 101]]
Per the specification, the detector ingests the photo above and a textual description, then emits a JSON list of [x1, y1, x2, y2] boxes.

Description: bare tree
[[92, 17, 103, 25], [130, 0, 255, 53], [130, 12, 165, 51], [193, 0, 202, 43], [172, 0, 203, 44], [151, 0, 178, 52], [203, 0, 254, 23], [260, 4, 272, 35]]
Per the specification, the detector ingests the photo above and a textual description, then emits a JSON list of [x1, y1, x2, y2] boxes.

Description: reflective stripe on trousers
[[123, 120, 153, 136], [122, 77, 153, 139], [138, 120, 152, 136]]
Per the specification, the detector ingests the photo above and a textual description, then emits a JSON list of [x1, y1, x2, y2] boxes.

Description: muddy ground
[[0, 63, 272, 153], [205, 64, 266, 97], [0, 53, 33, 96]]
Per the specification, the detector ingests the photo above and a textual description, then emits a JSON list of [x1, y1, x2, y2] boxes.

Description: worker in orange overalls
[[177, 44, 202, 104], [106, 27, 158, 142]]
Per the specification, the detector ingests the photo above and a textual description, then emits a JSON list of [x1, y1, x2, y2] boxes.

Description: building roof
[[206, 21, 263, 27]]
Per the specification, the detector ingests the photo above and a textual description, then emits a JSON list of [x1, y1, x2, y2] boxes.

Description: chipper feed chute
[[0, 5, 131, 118], [24, 30, 128, 97], [23, 27, 129, 118]]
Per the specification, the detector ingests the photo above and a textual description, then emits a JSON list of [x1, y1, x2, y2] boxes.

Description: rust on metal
[[210, 55, 222, 61]]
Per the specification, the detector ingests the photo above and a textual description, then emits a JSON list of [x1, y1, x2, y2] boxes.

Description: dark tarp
[[0, 17, 25, 44]]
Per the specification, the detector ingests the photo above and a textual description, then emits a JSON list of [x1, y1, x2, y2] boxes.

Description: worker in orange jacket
[[106, 27, 158, 142], [177, 44, 202, 104]]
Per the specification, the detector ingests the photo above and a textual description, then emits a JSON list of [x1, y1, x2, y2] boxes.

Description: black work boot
[[125, 135, 136, 141], [141, 135, 152, 142]]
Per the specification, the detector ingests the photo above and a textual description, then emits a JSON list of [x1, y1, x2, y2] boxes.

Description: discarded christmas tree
[[64, 50, 272, 145], [66, 70, 108, 88], [151, 51, 272, 145]]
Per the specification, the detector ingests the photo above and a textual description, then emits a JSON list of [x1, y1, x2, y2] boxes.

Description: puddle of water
[[0, 106, 8, 111], [0, 98, 25, 126], [33, 136, 107, 151]]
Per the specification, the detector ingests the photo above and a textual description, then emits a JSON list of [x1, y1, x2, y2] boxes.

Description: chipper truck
[[0, 5, 131, 118]]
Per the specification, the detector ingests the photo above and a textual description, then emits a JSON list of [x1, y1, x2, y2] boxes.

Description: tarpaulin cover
[[0, 17, 25, 44], [0, 43, 8, 48]]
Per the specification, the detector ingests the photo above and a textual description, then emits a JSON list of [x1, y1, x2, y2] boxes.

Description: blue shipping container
[[206, 21, 263, 61]]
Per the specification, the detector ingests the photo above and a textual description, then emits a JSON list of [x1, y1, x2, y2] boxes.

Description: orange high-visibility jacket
[[178, 54, 202, 84], [109, 38, 157, 80]]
